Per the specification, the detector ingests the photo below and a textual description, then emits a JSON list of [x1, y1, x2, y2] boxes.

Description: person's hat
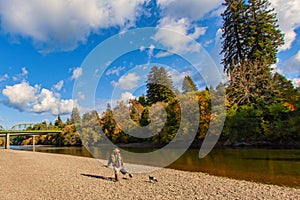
[[113, 148, 120, 153]]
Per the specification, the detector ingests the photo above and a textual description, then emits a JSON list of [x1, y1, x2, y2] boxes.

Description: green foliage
[[146, 66, 176, 104], [221, 0, 284, 74], [221, 0, 248, 73], [182, 75, 198, 93], [80, 110, 102, 146], [246, 0, 284, 64], [54, 115, 64, 129], [6, 63, 299, 148], [71, 107, 81, 124]]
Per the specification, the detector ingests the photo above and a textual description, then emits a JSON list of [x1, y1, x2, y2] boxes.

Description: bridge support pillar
[[32, 135, 35, 152], [5, 133, 10, 149]]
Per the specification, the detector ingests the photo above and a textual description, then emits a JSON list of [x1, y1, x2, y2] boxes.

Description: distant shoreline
[[116, 140, 300, 149]]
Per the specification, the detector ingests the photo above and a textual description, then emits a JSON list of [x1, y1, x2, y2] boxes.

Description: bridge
[[0, 123, 62, 150]]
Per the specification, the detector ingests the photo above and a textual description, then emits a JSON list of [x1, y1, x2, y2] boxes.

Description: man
[[106, 148, 133, 181]]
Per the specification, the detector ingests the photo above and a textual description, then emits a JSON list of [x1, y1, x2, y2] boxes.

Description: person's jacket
[[107, 152, 123, 168]]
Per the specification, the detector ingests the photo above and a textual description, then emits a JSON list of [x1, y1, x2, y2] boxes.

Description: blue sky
[[0, 0, 299, 129]]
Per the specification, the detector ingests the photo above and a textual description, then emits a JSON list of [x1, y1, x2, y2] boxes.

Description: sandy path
[[0, 149, 299, 200]]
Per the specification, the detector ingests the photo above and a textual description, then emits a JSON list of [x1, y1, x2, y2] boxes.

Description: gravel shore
[[0, 149, 299, 200]]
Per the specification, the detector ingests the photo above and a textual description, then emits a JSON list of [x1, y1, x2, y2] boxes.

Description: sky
[[0, 0, 299, 129]]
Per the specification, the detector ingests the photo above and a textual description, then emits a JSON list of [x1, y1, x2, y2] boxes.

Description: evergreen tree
[[247, 0, 284, 64], [138, 94, 147, 107], [146, 66, 175, 104], [66, 118, 71, 125], [221, 0, 248, 74], [221, 0, 284, 75], [54, 115, 64, 129], [71, 107, 81, 124], [182, 75, 198, 93], [221, 0, 284, 106], [140, 107, 150, 126], [101, 103, 117, 140]]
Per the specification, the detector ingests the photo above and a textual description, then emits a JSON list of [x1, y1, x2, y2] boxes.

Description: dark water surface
[[9, 145, 300, 188]]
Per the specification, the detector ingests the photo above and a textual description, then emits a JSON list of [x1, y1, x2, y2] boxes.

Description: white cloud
[[155, 51, 173, 58], [153, 17, 207, 53], [0, 0, 147, 51], [106, 66, 125, 76], [157, 0, 222, 21], [32, 88, 74, 115], [77, 91, 85, 100], [71, 67, 83, 80], [121, 92, 136, 102], [13, 67, 29, 81], [53, 80, 64, 91], [292, 78, 300, 88], [0, 74, 9, 82], [155, 1, 222, 54], [139, 45, 145, 51], [2, 82, 74, 115], [168, 69, 193, 88], [282, 50, 300, 77], [2, 82, 38, 110], [112, 72, 140, 90], [270, 0, 300, 51], [148, 44, 155, 57]]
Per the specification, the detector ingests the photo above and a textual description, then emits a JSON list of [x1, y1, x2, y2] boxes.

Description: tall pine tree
[[221, 0, 248, 74], [182, 75, 198, 93], [221, 0, 284, 106], [247, 0, 284, 64], [146, 66, 175, 104]]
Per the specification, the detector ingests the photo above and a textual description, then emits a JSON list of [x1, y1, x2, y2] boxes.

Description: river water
[[9, 145, 300, 188]]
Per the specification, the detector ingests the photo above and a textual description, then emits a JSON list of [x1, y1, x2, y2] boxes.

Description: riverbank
[[116, 140, 300, 149], [0, 149, 299, 199]]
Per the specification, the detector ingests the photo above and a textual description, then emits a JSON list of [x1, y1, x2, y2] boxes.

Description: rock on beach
[[0, 149, 299, 200]]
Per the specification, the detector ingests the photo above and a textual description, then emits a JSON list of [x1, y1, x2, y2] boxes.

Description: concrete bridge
[[0, 123, 62, 150]]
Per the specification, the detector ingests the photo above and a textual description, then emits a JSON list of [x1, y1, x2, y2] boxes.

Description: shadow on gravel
[[81, 173, 115, 182]]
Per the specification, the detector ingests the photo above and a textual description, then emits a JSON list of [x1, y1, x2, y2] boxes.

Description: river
[[8, 145, 300, 188]]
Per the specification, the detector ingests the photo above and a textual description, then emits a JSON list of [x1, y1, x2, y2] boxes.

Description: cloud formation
[[112, 72, 141, 90], [121, 92, 136, 102], [0, 0, 147, 51], [71, 67, 83, 80], [0, 74, 9, 82], [293, 78, 300, 88], [1, 81, 74, 115], [53, 80, 64, 91], [153, 17, 207, 53], [157, 0, 222, 20], [106, 66, 125, 76], [154, 0, 222, 53], [2, 82, 38, 111], [270, 0, 300, 51], [282, 50, 300, 78], [12, 67, 29, 82]]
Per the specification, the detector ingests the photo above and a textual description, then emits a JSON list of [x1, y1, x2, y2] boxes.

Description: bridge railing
[[10, 123, 36, 131], [0, 123, 62, 150]]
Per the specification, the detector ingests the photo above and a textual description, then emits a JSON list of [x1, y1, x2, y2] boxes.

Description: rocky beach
[[0, 149, 299, 200]]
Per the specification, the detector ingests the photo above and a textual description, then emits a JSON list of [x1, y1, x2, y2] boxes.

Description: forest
[[2, 0, 300, 148]]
